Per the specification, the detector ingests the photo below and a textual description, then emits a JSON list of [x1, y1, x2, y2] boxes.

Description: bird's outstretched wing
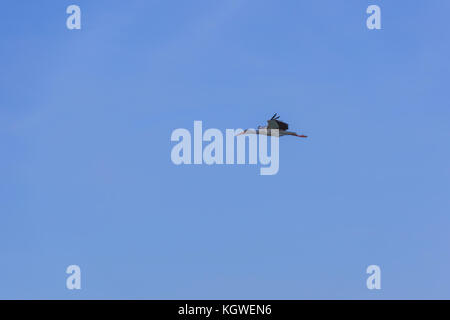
[[267, 113, 289, 131]]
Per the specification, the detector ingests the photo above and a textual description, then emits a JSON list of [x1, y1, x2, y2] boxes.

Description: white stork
[[237, 113, 308, 138]]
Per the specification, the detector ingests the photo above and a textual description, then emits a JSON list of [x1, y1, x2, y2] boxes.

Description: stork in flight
[[237, 113, 308, 138]]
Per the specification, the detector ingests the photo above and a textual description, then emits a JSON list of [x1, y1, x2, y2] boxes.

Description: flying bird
[[237, 113, 308, 138]]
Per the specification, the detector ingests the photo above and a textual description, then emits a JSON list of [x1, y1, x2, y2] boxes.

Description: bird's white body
[[237, 114, 308, 138], [241, 129, 301, 137]]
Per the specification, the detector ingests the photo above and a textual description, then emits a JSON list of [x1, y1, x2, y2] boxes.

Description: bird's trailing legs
[[286, 132, 308, 138]]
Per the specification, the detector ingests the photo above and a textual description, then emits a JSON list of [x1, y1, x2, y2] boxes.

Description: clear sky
[[1, 0, 450, 299]]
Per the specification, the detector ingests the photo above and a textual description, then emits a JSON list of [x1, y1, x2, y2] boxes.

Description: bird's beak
[[236, 130, 245, 136]]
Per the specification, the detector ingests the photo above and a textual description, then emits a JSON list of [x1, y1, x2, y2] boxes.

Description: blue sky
[[1, 0, 450, 299]]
